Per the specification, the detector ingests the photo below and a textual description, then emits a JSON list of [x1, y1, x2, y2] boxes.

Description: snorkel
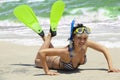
[[69, 20, 75, 57], [70, 20, 75, 40]]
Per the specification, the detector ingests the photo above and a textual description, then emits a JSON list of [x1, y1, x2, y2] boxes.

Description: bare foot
[[40, 33, 53, 48], [42, 33, 51, 41], [47, 33, 52, 39], [44, 33, 52, 44]]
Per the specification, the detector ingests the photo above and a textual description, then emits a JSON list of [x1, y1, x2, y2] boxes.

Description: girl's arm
[[87, 40, 120, 72], [38, 48, 67, 75]]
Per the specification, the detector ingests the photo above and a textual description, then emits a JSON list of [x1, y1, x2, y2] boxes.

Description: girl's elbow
[[101, 46, 109, 53], [38, 50, 46, 58]]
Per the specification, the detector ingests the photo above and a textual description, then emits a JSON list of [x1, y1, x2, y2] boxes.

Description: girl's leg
[[39, 33, 52, 50], [35, 33, 61, 69], [42, 37, 54, 48], [35, 33, 54, 67]]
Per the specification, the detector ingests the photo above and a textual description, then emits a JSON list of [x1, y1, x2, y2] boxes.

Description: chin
[[79, 45, 83, 47], [79, 44, 85, 47]]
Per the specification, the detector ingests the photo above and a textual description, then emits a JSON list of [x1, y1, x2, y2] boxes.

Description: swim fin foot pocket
[[50, 27, 56, 37]]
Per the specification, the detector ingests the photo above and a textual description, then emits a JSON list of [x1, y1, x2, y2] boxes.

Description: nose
[[80, 39, 85, 44]]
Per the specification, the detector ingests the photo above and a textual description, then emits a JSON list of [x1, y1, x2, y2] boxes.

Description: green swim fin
[[14, 5, 44, 37], [50, 0, 65, 37]]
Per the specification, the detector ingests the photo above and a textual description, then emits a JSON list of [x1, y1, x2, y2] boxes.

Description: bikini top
[[60, 45, 80, 70], [60, 58, 80, 70], [60, 45, 87, 70]]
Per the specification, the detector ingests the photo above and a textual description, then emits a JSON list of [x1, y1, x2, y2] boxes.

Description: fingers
[[114, 69, 120, 72], [108, 68, 120, 73], [46, 71, 60, 76], [50, 72, 60, 76]]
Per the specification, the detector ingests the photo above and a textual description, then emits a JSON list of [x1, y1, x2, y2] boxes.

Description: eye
[[77, 37, 82, 40], [84, 37, 88, 41]]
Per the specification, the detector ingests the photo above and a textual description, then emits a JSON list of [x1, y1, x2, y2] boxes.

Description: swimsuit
[[60, 55, 87, 71], [46, 45, 87, 70], [60, 58, 78, 70], [59, 45, 87, 70]]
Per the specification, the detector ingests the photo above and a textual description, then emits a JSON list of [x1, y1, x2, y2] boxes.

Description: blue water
[[0, 0, 120, 48]]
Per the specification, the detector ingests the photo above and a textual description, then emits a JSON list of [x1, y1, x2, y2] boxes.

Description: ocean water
[[0, 0, 120, 48]]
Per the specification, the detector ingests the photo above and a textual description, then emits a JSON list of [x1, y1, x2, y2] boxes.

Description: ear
[[72, 38, 74, 41]]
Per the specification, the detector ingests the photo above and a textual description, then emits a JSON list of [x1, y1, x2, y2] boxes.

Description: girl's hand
[[46, 71, 60, 76], [108, 68, 120, 72]]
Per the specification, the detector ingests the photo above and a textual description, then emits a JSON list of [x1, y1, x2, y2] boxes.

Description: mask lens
[[85, 27, 91, 34], [77, 28, 83, 33], [74, 28, 83, 34]]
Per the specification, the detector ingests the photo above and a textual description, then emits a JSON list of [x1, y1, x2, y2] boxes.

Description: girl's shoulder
[[86, 40, 97, 46]]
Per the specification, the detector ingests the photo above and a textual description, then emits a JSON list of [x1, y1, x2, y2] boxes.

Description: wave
[[0, 38, 120, 48], [0, 0, 120, 48], [0, 0, 120, 20]]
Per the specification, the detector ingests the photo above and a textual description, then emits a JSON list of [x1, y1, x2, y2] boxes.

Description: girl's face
[[73, 33, 88, 47]]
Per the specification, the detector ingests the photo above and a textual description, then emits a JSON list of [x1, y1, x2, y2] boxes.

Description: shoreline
[[0, 41, 120, 80]]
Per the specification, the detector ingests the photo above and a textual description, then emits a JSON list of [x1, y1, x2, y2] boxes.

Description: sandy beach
[[0, 41, 120, 80]]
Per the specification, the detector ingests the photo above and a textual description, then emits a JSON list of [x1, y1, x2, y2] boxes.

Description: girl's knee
[[35, 59, 42, 68]]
